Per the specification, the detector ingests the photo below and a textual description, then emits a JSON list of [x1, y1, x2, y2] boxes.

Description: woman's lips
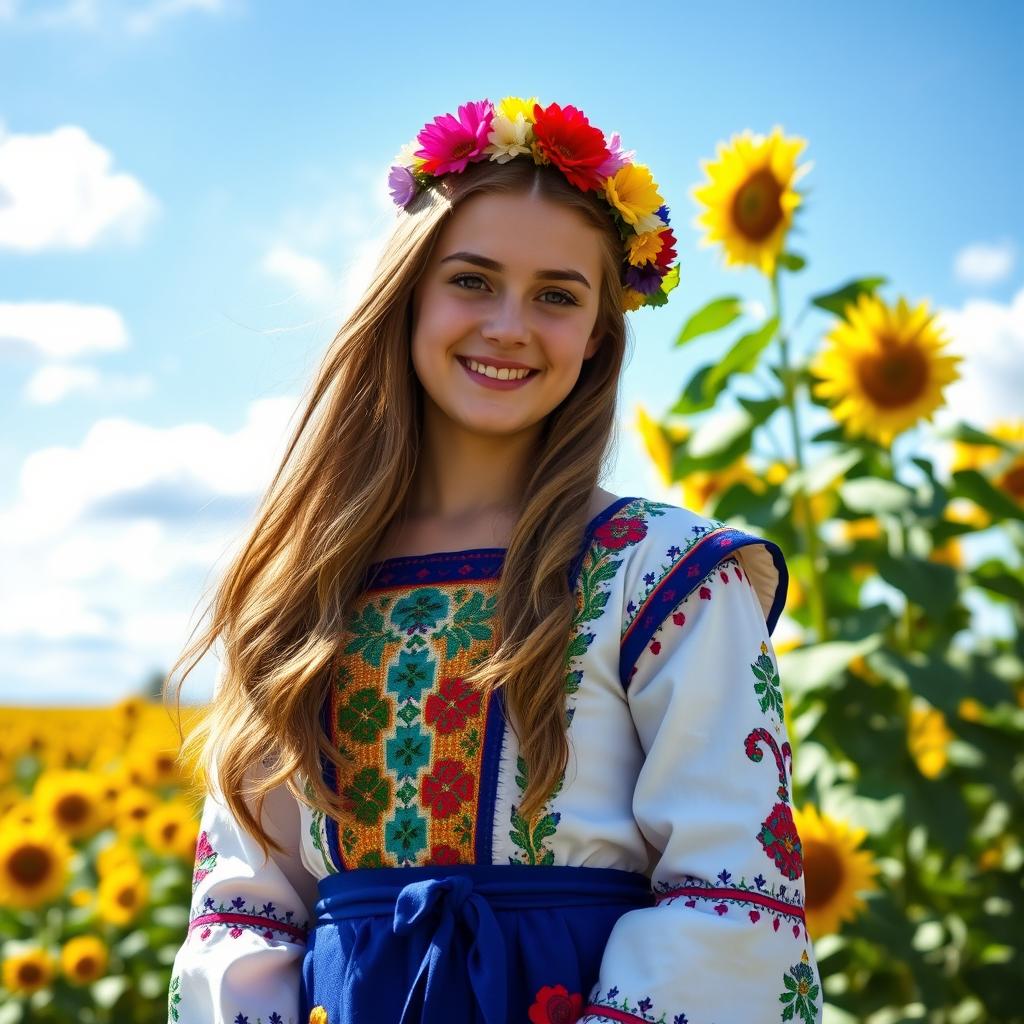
[[457, 356, 539, 391]]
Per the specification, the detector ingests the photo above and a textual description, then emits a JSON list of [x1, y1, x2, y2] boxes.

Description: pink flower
[[414, 99, 495, 175]]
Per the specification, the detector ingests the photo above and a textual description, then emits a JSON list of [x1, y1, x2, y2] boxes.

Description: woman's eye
[[450, 274, 577, 306]]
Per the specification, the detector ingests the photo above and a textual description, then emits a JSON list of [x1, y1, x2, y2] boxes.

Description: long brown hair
[[165, 155, 632, 859]]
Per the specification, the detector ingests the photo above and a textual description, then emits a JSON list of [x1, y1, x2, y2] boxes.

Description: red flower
[[530, 102, 611, 193], [421, 759, 474, 818], [654, 227, 678, 268], [427, 844, 462, 865], [528, 984, 583, 1024], [593, 516, 647, 551], [424, 677, 482, 734]]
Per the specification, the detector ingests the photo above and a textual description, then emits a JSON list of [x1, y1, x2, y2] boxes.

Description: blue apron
[[299, 862, 653, 1024]]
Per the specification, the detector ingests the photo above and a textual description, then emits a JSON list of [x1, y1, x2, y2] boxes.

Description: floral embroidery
[[510, 500, 648, 863], [229, 1014, 296, 1024], [529, 983, 583, 1024], [652, 869, 807, 938], [191, 830, 218, 893], [325, 560, 502, 867], [167, 972, 181, 1022], [581, 986, 684, 1023], [188, 894, 308, 943], [751, 639, 785, 723], [780, 949, 820, 1023]]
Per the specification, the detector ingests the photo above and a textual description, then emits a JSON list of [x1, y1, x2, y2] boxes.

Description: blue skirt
[[299, 863, 653, 1024]]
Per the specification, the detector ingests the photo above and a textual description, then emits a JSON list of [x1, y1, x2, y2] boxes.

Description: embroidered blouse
[[167, 496, 822, 1024]]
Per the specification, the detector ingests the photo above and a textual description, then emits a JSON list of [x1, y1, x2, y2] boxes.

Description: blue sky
[[1, 0, 1021, 704]]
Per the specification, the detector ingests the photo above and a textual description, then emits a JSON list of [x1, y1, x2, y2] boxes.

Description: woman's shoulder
[[606, 496, 788, 636]]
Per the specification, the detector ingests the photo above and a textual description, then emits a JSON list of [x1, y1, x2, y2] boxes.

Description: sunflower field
[[635, 126, 1023, 1021], [0, 698, 205, 1022]]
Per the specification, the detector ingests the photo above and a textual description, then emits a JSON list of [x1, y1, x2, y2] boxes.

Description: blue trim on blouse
[[619, 529, 788, 693]]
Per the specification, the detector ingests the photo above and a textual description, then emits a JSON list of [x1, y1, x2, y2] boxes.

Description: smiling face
[[409, 189, 607, 443]]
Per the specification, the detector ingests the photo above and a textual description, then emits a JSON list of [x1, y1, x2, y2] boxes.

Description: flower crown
[[387, 97, 680, 313]]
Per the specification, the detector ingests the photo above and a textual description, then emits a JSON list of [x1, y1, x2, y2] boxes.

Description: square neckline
[[364, 494, 637, 575]]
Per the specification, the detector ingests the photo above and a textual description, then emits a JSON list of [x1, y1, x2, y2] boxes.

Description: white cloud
[[953, 239, 1016, 287], [0, 123, 159, 252], [262, 244, 334, 303], [0, 300, 129, 358], [24, 364, 154, 404], [0, 396, 298, 703]]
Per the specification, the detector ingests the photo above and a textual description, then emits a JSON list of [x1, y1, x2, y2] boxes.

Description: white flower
[[392, 140, 421, 169], [485, 112, 533, 164]]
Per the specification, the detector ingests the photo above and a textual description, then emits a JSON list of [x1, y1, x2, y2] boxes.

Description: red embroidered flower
[[759, 800, 804, 879], [530, 102, 611, 193], [421, 759, 474, 818], [528, 983, 583, 1024], [426, 844, 462, 865], [192, 830, 218, 890], [424, 677, 481, 734], [593, 516, 646, 551]]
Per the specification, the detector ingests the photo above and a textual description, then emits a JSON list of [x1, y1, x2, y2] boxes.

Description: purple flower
[[624, 262, 666, 296], [639, 997, 653, 1013], [388, 164, 418, 208], [596, 131, 636, 178]]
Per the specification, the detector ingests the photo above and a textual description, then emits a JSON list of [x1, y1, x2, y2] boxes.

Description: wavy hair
[[165, 155, 632, 859]]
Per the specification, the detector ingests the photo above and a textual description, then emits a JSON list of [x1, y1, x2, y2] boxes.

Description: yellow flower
[[929, 536, 963, 569], [907, 701, 954, 779], [97, 863, 148, 926], [2, 946, 56, 994], [977, 835, 1008, 872], [841, 517, 882, 543], [604, 162, 666, 232], [96, 839, 140, 877], [495, 95, 540, 124], [621, 287, 649, 313], [123, 743, 182, 789], [0, 822, 72, 909], [785, 573, 805, 611], [114, 785, 157, 837], [951, 418, 1024, 508], [33, 768, 107, 841], [689, 125, 811, 278], [943, 498, 990, 531], [144, 800, 199, 860], [957, 697, 985, 723], [60, 935, 108, 985], [849, 655, 884, 686], [682, 456, 764, 515], [69, 885, 95, 908], [634, 404, 678, 485], [793, 802, 880, 940], [309, 1007, 329, 1024], [809, 293, 962, 447]]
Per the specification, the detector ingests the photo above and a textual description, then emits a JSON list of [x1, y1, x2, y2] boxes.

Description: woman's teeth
[[463, 357, 535, 381]]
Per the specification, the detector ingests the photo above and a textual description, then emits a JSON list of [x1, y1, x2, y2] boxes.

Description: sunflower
[[929, 535, 964, 569], [114, 784, 157, 837], [634, 404, 690, 485], [59, 934, 108, 986], [2, 946, 56, 994], [907, 701, 953, 779], [810, 293, 962, 447], [689, 125, 811, 278], [0, 822, 72, 909], [951, 418, 1024, 510], [123, 742, 182, 789], [97, 863, 148, 926], [33, 768, 106, 841], [96, 839, 140, 877], [144, 800, 199, 860], [793, 803, 880, 939], [682, 456, 766, 515]]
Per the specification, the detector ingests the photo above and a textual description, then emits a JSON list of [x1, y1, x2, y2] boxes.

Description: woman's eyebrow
[[439, 250, 591, 290]]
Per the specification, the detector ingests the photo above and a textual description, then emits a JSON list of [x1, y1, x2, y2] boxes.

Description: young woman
[[166, 97, 821, 1024]]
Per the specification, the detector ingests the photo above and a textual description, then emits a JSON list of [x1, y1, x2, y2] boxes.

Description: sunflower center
[[74, 955, 98, 977], [161, 822, 179, 842], [56, 793, 90, 826], [129, 805, 148, 820], [856, 339, 929, 408], [17, 962, 43, 986], [8, 844, 52, 887], [732, 168, 784, 241], [999, 463, 1024, 499], [802, 837, 843, 909], [116, 885, 137, 909]]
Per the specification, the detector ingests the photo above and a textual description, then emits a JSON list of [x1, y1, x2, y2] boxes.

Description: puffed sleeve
[[167, 717, 318, 1023], [580, 542, 822, 1024]]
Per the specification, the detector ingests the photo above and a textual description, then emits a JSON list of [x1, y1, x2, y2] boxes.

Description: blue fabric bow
[[392, 874, 507, 1024]]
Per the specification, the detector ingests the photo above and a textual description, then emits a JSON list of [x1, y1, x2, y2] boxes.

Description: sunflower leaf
[[778, 251, 807, 272], [703, 315, 781, 396], [670, 364, 719, 414], [838, 476, 914, 513], [951, 469, 1024, 522], [673, 296, 744, 348], [810, 276, 888, 319], [937, 422, 1019, 450]]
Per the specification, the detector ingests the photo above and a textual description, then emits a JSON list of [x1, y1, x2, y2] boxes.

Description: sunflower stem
[[771, 270, 830, 643]]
